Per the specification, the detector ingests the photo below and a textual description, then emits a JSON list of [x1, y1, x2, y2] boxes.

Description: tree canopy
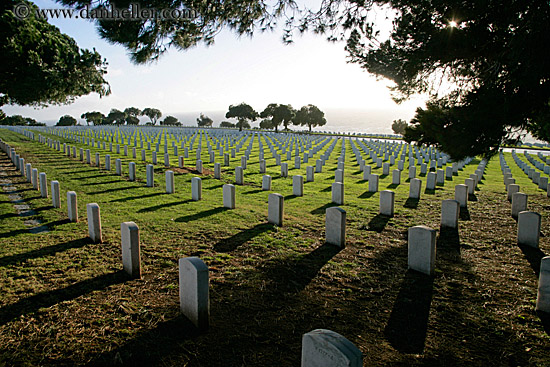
[[197, 113, 213, 127], [0, 114, 44, 126], [57, 115, 77, 126], [161, 115, 181, 126], [141, 108, 162, 125], [226, 103, 258, 132], [391, 119, 408, 136], [0, 0, 110, 110], [220, 121, 235, 128], [56, 0, 550, 158], [294, 104, 326, 132], [260, 104, 295, 133], [81, 111, 105, 126]]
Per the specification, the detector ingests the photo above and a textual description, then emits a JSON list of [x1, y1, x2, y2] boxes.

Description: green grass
[[0, 126, 549, 366]]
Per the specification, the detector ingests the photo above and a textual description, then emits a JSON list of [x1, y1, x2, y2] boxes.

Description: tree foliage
[[1, 0, 110, 108], [294, 104, 326, 132], [161, 115, 180, 125], [104, 109, 126, 125], [259, 118, 274, 130], [391, 119, 408, 135], [0, 114, 44, 126], [141, 108, 162, 125], [197, 113, 213, 127], [260, 103, 295, 133], [220, 121, 235, 128], [124, 107, 141, 124], [81, 111, 105, 126], [57, 115, 77, 126], [226, 103, 258, 132]]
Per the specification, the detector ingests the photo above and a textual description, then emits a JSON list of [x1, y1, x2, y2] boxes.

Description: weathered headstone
[[121, 222, 141, 279], [409, 178, 422, 199], [517, 211, 541, 247], [146, 164, 154, 187], [179, 257, 209, 331], [301, 329, 362, 367], [166, 170, 175, 194], [408, 225, 436, 275], [441, 199, 460, 228], [507, 183, 520, 202], [511, 192, 528, 218], [191, 177, 202, 201], [426, 172, 436, 190], [262, 175, 272, 191], [87, 203, 102, 243], [380, 190, 395, 216], [268, 193, 284, 226], [223, 184, 236, 209], [235, 166, 244, 185], [129, 162, 136, 181]]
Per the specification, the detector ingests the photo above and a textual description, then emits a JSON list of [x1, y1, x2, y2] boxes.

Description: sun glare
[[448, 20, 458, 28]]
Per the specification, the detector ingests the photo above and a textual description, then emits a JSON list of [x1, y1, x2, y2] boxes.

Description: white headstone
[[441, 199, 460, 228], [268, 193, 284, 226], [511, 192, 528, 218], [380, 190, 395, 216], [166, 170, 175, 193], [179, 257, 209, 330], [39, 172, 48, 198], [223, 184, 236, 209], [235, 166, 244, 185], [146, 164, 154, 187], [408, 225, 436, 275], [517, 211, 541, 247], [262, 175, 272, 191], [51, 180, 60, 208], [332, 182, 344, 205], [454, 184, 468, 208], [87, 203, 102, 243], [301, 329, 362, 367], [368, 174, 379, 193], [409, 178, 422, 199], [121, 222, 141, 279], [293, 175, 304, 197], [306, 166, 315, 182], [191, 177, 202, 201], [536, 256, 550, 313], [129, 162, 136, 181], [67, 191, 78, 222]]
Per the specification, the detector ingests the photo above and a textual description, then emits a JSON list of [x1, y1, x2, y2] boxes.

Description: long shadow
[[367, 214, 391, 232], [284, 194, 298, 201], [259, 243, 341, 293], [213, 223, 274, 252], [437, 227, 461, 256], [468, 193, 478, 201], [110, 192, 164, 203], [0, 228, 30, 239], [386, 183, 399, 189], [518, 245, 546, 277], [320, 186, 332, 192], [404, 198, 419, 209], [81, 174, 111, 180], [0, 212, 18, 221], [138, 199, 193, 213], [242, 189, 264, 195], [424, 188, 436, 195], [0, 270, 128, 326], [81, 180, 121, 186], [90, 186, 133, 195], [205, 183, 224, 190], [384, 269, 434, 353], [0, 238, 90, 267], [359, 191, 375, 199], [310, 202, 337, 215], [175, 207, 227, 223], [61, 168, 97, 174], [536, 311, 550, 336], [459, 206, 471, 221]]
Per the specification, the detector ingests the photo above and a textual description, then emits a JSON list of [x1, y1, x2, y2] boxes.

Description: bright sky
[[4, 0, 425, 128]]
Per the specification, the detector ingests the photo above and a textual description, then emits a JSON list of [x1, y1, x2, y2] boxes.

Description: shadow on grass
[[310, 202, 337, 215], [205, 183, 224, 190], [110, 192, 164, 203], [138, 199, 193, 213], [0, 228, 31, 239], [90, 186, 133, 195], [81, 180, 121, 186], [259, 243, 341, 293], [359, 191, 375, 199], [459, 207, 471, 221], [175, 207, 227, 223], [387, 183, 399, 189], [518, 244, 546, 277], [424, 188, 436, 195], [320, 186, 332, 192], [367, 214, 391, 232], [437, 227, 461, 256], [0, 270, 128, 326], [284, 194, 298, 201], [0, 237, 91, 267], [468, 193, 478, 201], [384, 269, 434, 354], [537, 311, 550, 336], [242, 189, 264, 195], [404, 198, 419, 209], [214, 223, 274, 252]]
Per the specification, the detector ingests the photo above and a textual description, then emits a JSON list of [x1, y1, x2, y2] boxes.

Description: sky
[[3, 0, 426, 131]]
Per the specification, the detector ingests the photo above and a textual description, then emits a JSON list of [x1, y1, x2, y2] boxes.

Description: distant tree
[[104, 109, 126, 125], [294, 104, 327, 132], [226, 103, 258, 132], [56, 115, 77, 126], [81, 111, 105, 126], [124, 107, 142, 125], [220, 121, 235, 128], [260, 104, 295, 133], [0, 0, 109, 108], [161, 115, 181, 126], [1, 114, 44, 126], [141, 108, 162, 125], [259, 118, 274, 130], [197, 113, 213, 127], [391, 119, 408, 135]]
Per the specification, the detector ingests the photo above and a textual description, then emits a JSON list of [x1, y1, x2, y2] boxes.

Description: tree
[[57, 115, 77, 126], [104, 109, 126, 125], [161, 115, 181, 126], [260, 104, 295, 133], [0, 0, 109, 108], [197, 113, 213, 127], [0, 114, 44, 126], [294, 104, 327, 132], [81, 111, 105, 126], [259, 118, 274, 130], [124, 107, 142, 125], [141, 108, 162, 125], [220, 121, 235, 128], [226, 103, 258, 132], [391, 119, 408, 136]]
